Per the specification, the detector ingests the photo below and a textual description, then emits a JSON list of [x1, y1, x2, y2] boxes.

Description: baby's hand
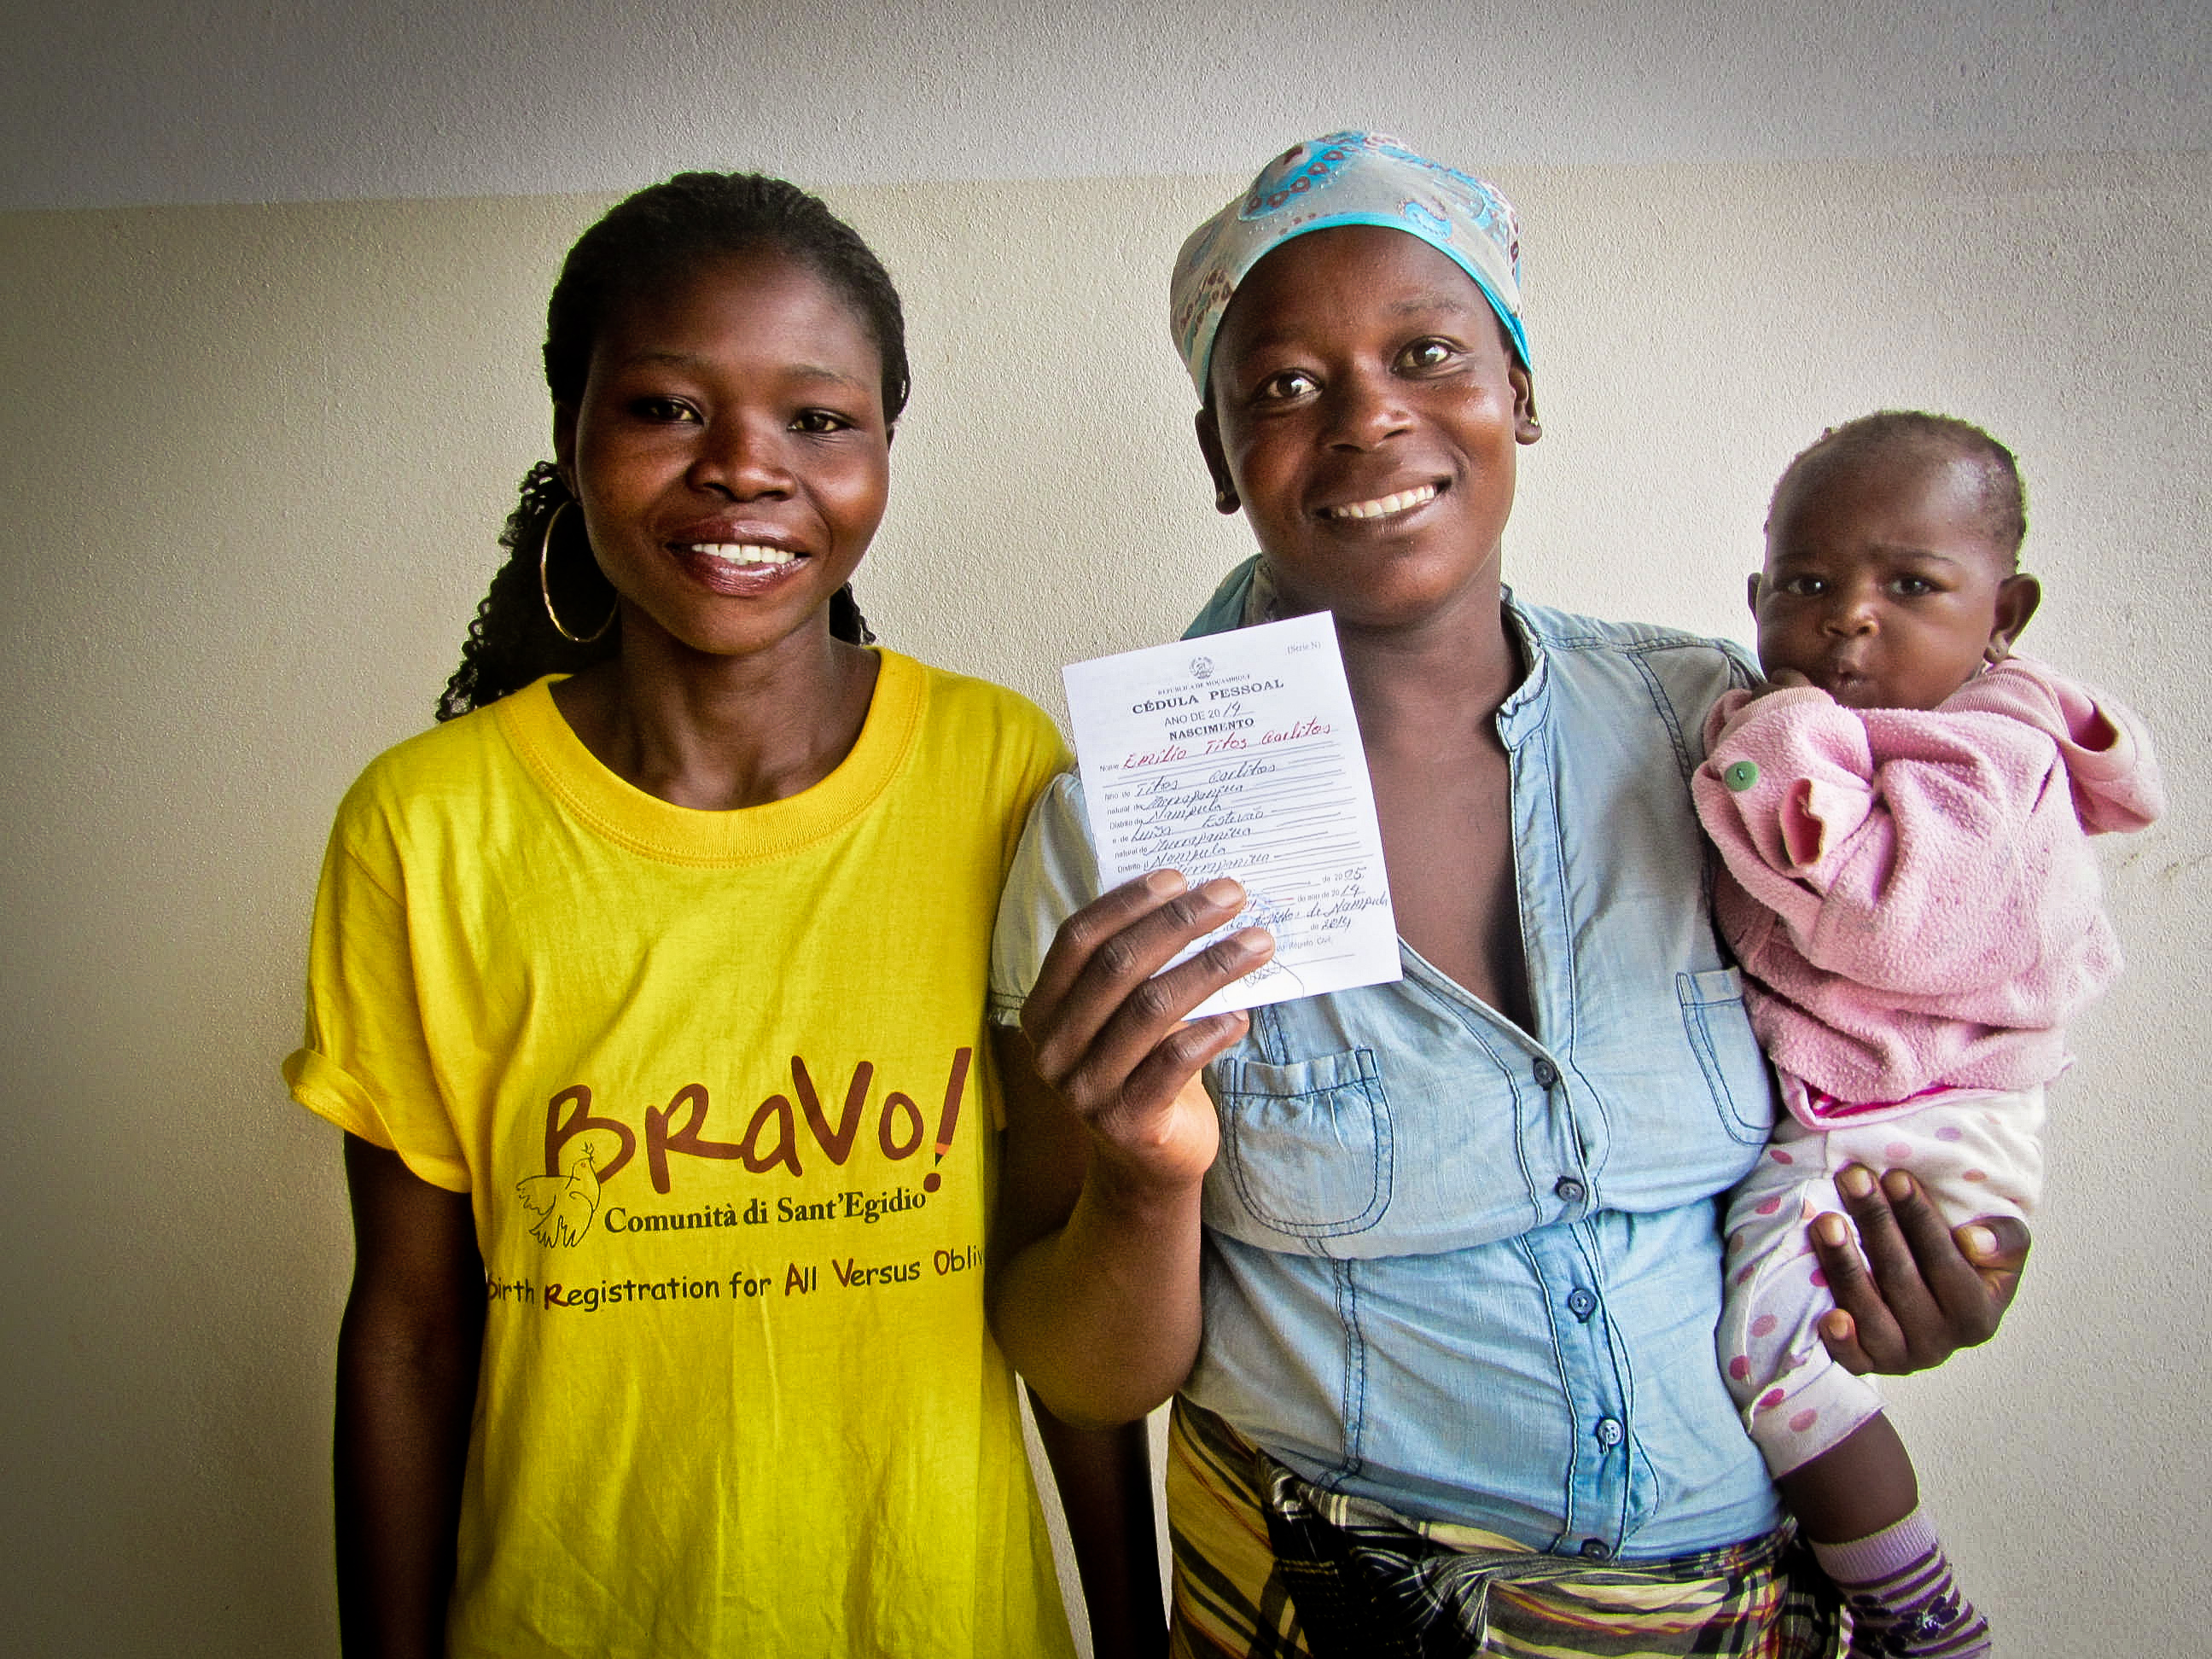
[[1747, 667, 1813, 700]]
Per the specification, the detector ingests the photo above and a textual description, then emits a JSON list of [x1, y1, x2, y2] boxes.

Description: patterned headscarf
[[1169, 131, 1529, 401]]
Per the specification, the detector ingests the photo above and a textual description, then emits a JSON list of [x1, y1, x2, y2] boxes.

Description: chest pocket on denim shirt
[[1677, 966, 1773, 1144], [1205, 1047, 1391, 1248]]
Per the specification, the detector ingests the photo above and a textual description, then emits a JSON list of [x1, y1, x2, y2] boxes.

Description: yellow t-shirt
[[286, 652, 1075, 1659]]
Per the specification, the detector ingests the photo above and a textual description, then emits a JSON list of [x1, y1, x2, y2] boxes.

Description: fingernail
[[1230, 926, 1272, 957], [1199, 878, 1245, 909], [1959, 1224, 1996, 1260], [1883, 1170, 1915, 1201], [1837, 1166, 1874, 1200], [1144, 870, 1186, 897], [1813, 1214, 1847, 1248]]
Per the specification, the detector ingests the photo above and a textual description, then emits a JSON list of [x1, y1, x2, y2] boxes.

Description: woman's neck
[[550, 624, 880, 812], [1333, 578, 1522, 755]]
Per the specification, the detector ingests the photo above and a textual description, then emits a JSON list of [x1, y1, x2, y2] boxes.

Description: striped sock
[[1811, 1507, 1991, 1658]]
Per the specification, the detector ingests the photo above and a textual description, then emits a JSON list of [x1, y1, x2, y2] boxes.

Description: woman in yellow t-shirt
[[286, 173, 1151, 1657]]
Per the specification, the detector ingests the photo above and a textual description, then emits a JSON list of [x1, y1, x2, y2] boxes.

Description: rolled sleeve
[[282, 794, 472, 1191], [987, 772, 1101, 1027]]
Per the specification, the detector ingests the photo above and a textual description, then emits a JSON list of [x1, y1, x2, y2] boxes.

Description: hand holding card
[[1061, 614, 1402, 1016]]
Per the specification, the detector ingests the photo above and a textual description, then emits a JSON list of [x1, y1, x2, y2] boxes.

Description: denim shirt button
[[1566, 1287, 1598, 1321], [1532, 1056, 1561, 1090], [1595, 1416, 1624, 1447], [1579, 1538, 1612, 1560], [1554, 1175, 1587, 1205]]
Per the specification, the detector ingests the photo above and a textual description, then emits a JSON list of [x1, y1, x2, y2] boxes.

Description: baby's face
[[1750, 451, 2030, 711]]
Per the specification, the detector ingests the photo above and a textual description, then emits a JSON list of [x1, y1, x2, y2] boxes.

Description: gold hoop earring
[[538, 500, 616, 644]]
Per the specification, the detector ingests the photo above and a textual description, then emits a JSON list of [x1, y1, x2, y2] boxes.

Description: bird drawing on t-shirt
[[515, 1144, 605, 1248]]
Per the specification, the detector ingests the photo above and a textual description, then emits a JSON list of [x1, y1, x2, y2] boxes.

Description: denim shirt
[[991, 576, 1783, 1559]]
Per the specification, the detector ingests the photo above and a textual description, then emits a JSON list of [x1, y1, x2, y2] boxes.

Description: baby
[[1693, 411, 2164, 1656]]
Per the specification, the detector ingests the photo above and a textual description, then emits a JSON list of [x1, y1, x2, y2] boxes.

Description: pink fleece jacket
[[1691, 655, 2163, 1113]]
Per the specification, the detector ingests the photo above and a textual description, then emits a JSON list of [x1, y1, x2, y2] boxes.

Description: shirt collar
[[1495, 588, 1553, 744], [1214, 562, 1554, 742]]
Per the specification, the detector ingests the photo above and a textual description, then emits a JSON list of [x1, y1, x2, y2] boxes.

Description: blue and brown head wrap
[[1170, 131, 1530, 402]]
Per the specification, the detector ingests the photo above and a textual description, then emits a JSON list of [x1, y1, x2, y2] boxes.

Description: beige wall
[[2, 152, 2205, 1654]]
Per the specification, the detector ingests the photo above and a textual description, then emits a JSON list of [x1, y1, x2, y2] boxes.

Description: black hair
[[438, 172, 908, 722], [1768, 410, 2027, 568]]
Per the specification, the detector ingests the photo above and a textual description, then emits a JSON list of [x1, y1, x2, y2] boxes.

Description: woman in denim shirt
[[987, 135, 2027, 1656]]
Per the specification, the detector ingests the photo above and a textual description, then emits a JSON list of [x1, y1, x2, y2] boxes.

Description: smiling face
[[1197, 225, 1540, 631], [554, 247, 891, 664], [1751, 444, 2040, 710]]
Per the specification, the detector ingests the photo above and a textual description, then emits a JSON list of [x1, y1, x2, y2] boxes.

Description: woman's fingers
[[1069, 925, 1272, 1102], [1823, 1167, 1946, 1370], [1097, 1008, 1249, 1147], [1028, 872, 1197, 1015], [1013, 869, 1274, 1192], [1024, 872, 1266, 1088], [1809, 1198, 1901, 1376], [1813, 1166, 2032, 1375], [1956, 1212, 2030, 1313], [1813, 1306, 1872, 1374]]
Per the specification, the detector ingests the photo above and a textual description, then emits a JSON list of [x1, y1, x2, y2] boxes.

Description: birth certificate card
[[1061, 612, 1402, 1016]]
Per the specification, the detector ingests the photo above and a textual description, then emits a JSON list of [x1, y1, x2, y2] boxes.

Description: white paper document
[[1061, 613, 1402, 1016]]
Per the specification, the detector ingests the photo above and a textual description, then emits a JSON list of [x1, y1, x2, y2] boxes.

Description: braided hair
[[438, 172, 910, 721], [1768, 410, 2027, 569]]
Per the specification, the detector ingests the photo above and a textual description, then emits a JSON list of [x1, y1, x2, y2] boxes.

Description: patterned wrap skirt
[[1166, 1398, 1845, 1659]]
